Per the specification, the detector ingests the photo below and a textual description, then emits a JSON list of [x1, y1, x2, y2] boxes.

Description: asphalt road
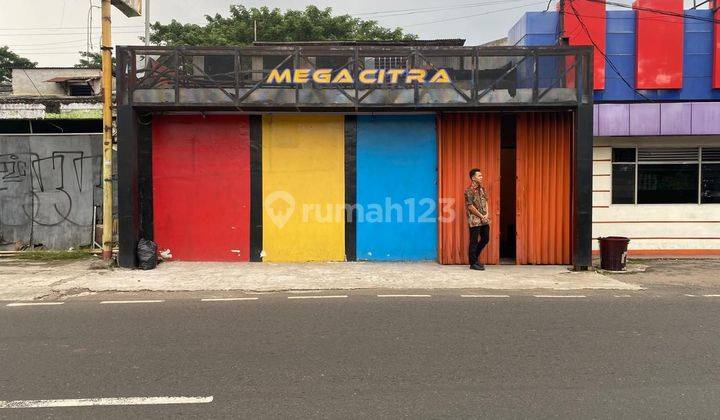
[[2, 292, 720, 419]]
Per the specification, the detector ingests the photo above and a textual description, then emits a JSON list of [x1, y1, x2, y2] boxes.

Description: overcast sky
[[0, 0, 704, 67]]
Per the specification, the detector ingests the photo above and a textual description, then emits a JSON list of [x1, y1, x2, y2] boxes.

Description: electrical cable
[[1, 38, 88, 48], [564, 9, 695, 24], [0, 30, 144, 37], [587, 0, 720, 23], [12, 52, 101, 55], [566, 0, 653, 101], [21, 69, 44, 97], [352, 0, 531, 18], [353, 0, 521, 16], [405, 1, 548, 27], [0, 25, 144, 31]]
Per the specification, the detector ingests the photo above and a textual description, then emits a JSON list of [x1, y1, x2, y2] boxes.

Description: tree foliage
[[0, 46, 37, 84], [74, 51, 102, 68], [150, 5, 417, 46], [74, 51, 115, 70]]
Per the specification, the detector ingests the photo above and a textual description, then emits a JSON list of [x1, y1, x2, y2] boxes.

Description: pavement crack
[[36, 287, 95, 301]]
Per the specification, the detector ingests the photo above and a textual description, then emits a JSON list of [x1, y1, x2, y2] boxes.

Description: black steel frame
[[116, 45, 593, 110]]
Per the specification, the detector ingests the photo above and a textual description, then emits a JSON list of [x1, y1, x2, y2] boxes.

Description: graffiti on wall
[[0, 135, 102, 249]]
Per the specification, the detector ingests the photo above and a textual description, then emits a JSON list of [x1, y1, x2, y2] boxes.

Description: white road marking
[[533, 295, 586, 298], [377, 294, 431, 298], [684, 294, 697, 297], [6, 302, 64, 307], [201, 297, 259, 302], [0, 396, 213, 409], [287, 295, 348, 299], [99, 300, 165, 305], [461, 294, 510, 298], [614, 295, 632, 298], [702, 294, 720, 297]]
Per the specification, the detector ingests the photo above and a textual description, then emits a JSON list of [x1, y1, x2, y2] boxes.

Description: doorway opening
[[499, 114, 517, 263]]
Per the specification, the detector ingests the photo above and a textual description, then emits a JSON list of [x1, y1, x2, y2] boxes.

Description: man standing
[[464, 168, 490, 270]]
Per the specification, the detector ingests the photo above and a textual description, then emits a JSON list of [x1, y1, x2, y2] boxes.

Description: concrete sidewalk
[[0, 258, 640, 300]]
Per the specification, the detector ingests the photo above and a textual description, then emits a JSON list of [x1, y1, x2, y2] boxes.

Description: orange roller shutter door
[[516, 112, 572, 265], [438, 113, 501, 265]]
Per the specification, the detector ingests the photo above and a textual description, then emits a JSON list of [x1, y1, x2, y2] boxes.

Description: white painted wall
[[592, 137, 720, 252], [0, 103, 45, 119]]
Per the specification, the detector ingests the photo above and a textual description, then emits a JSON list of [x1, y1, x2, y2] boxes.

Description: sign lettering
[[266, 68, 452, 84]]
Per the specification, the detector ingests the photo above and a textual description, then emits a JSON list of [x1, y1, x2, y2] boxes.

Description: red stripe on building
[[560, 0, 607, 90], [713, 1, 720, 88], [633, 0, 684, 89]]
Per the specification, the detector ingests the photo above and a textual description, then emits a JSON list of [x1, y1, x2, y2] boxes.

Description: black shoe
[[470, 263, 485, 271]]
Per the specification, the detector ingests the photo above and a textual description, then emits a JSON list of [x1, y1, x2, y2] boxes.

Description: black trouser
[[468, 224, 490, 265]]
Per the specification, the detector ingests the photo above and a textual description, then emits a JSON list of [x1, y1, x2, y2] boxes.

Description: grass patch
[[13, 250, 94, 261]]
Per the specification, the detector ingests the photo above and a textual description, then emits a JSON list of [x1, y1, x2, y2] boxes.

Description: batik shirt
[[464, 183, 489, 227]]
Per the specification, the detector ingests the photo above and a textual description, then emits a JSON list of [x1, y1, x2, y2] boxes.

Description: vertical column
[[574, 104, 594, 269], [117, 105, 140, 268], [344, 115, 357, 262], [249, 115, 264, 262]]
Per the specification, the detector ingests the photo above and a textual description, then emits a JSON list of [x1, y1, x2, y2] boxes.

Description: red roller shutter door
[[153, 115, 251, 261]]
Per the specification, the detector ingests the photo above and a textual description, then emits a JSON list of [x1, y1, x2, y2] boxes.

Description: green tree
[[0, 46, 37, 84], [74, 51, 101, 68], [150, 5, 417, 46], [74, 51, 115, 70]]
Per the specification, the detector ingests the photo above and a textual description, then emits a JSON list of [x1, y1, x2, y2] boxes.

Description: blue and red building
[[510, 0, 720, 255]]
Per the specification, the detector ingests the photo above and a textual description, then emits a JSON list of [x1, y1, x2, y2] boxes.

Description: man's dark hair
[[469, 168, 481, 179]]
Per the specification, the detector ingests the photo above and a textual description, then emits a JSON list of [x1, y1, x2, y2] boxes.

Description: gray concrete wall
[[0, 134, 102, 249], [11, 68, 101, 96]]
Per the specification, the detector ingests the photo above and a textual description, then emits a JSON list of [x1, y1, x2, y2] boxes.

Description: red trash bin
[[598, 236, 630, 271]]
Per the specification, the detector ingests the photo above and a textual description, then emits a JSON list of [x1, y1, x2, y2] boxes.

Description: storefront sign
[[266, 68, 452, 84]]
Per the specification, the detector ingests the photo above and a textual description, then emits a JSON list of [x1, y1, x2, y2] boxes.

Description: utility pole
[[101, 0, 113, 260], [144, 0, 150, 45]]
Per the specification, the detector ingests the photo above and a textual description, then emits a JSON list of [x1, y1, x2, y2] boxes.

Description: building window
[[374, 56, 407, 70], [702, 148, 720, 204], [611, 147, 720, 205], [638, 163, 698, 204], [611, 148, 636, 204]]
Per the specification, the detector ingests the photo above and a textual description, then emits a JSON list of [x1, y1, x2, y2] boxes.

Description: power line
[[11, 51, 94, 55], [352, 0, 530, 17], [0, 30, 143, 37], [353, 0, 511, 15], [564, 10, 689, 24], [405, 1, 548, 27], [587, 0, 720, 23], [1, 38, 88, 47], [566, 0, 653, 101], [0, 25, 144, 31], [564, 8, 710, 24]]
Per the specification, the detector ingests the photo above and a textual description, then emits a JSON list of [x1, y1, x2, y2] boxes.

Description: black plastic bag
[[137, 238, 158, 270]]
